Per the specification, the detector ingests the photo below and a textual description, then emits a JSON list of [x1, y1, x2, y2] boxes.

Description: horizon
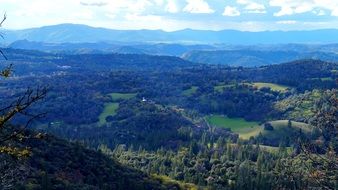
[[4, 22, 338, 33], [1, 0, 338, 31]]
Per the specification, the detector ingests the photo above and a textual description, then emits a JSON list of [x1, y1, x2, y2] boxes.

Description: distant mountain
[[8, 40, 216, 56], [2, 48, 196, 75], [182, 50, 338, 67], [113, 46, 145, 54], [9, 39, 118, 52], [3, 23, 338, 44]]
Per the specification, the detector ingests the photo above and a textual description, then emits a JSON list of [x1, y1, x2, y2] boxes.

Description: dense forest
[[0, 48, 337, 189]]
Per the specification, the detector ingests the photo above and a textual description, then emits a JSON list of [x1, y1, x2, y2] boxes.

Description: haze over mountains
[[3, 23, 338, 44], [2, 23, 338, 67]]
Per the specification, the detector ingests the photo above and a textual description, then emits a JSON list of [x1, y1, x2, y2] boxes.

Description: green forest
[[0, 46, 336, 190]]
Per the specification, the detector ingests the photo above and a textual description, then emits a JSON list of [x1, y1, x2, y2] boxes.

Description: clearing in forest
[[206, 115, 261, 139], [182, 86, 198, 96], [98, 92, 137, 125], [260, 120, 312, 141], [109, 92, 137, 101], [251, 82, 290, 92]]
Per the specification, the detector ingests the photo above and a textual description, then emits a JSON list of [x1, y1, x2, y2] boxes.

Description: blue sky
[[1, 0, 338, 31]]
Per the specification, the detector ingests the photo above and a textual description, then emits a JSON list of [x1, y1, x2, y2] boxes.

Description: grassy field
[[260, 120, 312, 142], [99, 103, 119, 125], [206, 115, 262, 139], [182, 86, 198, 96], [251, 82, 290, 92], [265, 120, 311, 132], [109, 92, 137, 101], [99, 92, 137, 125], [272, 120, 310, 130], [214, 84, 235, 92], [206, 115, 312, 141], [214, 82, 289, 93]]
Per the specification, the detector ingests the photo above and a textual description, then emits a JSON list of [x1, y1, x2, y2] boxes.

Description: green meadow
[[252, 82, 290, 92], [214, 84, 235, 92], [99, 103, 119, 125], [98, 92, 137, 125], [206, 115, 262, 139], [182, 86, 198, 96], [261, 120, 312, 141], [109, 92, 137, 101]]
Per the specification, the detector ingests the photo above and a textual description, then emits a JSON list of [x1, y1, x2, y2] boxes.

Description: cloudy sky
[[1, 0, 338, 31]]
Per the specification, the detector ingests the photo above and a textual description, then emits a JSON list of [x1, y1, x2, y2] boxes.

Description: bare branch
[[0, 13, 6, 27], [0, 87, 47, 144]]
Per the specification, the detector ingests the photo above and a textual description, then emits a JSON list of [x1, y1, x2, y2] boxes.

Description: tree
[[287, 120, 292, 128], [264, 122, 274, 131], [296, 90, 337, 189], [0, 15, 47, 154]]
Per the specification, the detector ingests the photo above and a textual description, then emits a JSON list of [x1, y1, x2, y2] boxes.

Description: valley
[[1, 46, 336, 189], [1, 1, 338, 188]]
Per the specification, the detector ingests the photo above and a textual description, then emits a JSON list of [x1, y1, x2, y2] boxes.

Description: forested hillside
[[182, 50, 338, 67], [1, 48, 337, 189], [1, 131, 190, 190]]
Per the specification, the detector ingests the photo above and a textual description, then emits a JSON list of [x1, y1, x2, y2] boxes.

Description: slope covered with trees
[[1, 47, 337, 189], [1, 130, 188, 190]]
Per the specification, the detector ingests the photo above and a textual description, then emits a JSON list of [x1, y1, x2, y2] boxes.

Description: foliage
[[1, 131, 183, 189], [0, 47, 337, 189]]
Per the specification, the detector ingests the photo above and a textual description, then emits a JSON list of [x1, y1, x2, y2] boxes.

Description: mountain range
[[2, 23, 338, 44]]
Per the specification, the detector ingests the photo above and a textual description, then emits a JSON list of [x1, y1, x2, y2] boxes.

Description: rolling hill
[[182, 49, 338, 67]]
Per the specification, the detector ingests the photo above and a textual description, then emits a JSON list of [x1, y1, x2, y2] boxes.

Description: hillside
[[2, 1, 338, 189], [1, 48, 196, 75], [1, 48, 336, 189], [9, 40, 216, 56], [249, 59, 337, 90], [182, 49, 338, 67], [1, 131, 183, 190]]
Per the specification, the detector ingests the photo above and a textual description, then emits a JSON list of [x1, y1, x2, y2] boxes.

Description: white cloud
[[183, 0, 215, 14], [237, 0, 266, 14], [71, 9, 94, 20], [165, 1, 179, 13], [223, 6, 241, 16], [1, 0, 338, 31], [270, 0, 338, 17], [125, 13, 162, 22], [276, 20, 297, 24], [153, 0, 164, 6], [105, 13, 116, 19], [312, 9, 325, 16], [102, 0, 153, 16], [331, 8, 338, 16], [80, 1, 107, 7]]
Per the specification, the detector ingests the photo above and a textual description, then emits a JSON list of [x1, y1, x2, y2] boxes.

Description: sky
[[1, 0, 338, 31]]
